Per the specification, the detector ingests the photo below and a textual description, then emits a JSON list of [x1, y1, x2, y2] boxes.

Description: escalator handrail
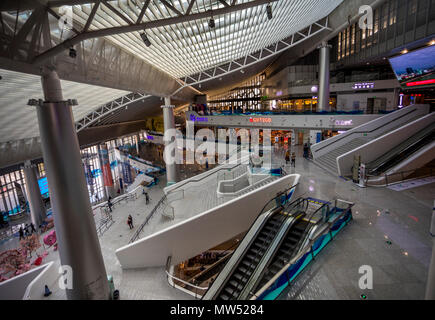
[[259, 201, 329, 285], [368, 130, 435, 175], [367, 123, 435, 173], [228, 198, 309, 300], [201, 183, 299, 299], [251, 202, 353, 299]]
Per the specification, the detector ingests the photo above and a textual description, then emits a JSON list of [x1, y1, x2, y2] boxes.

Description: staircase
[[314, 114, 423, 175], [216, 213, 284, 300]]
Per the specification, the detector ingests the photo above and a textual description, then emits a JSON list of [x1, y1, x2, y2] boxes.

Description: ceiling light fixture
[[209, 17, 215, 28], [69, 47, 77, 58], [140, 32, 152, 47], [266, 4, 272, 20]]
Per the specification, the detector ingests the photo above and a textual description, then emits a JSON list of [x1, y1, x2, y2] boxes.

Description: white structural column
[[135, 133, 140, 155], [22, 160, 46, 227], [96, 144, 108, 201], [35, 70, 109, 300], [162, 97, 178, 185], [318, 42, 332, 112]]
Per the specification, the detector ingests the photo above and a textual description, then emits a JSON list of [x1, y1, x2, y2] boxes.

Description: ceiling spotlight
[[401, 48, 408, 54], [209, 17, 215, 28], [266, 4, 272, 20], [69, 47, 77, 58], [140, 32, 151, 47], [240, 69, 245, 73], [429, 40, 435, 46]]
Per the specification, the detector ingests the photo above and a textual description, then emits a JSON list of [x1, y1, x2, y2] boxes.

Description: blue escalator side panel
[[257, 208, 352, 300]]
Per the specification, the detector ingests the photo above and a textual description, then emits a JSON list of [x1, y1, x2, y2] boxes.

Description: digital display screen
[[389, 45, 435, 88], [38, 177, 49, 198]]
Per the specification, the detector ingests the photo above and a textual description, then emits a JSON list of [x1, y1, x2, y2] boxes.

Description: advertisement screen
[[389, 45, 435, 88]]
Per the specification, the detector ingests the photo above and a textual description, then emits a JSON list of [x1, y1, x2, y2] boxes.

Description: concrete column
[[318, 42, 332, 112], [162, 97, 178, 185], [96, 144, 108, 201], [22, 161, 46, 227], [36, 70, 109, 300]]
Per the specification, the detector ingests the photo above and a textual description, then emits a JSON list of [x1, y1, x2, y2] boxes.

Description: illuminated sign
[[352, 82, 374, 90], [249, 117, 272, 123], [146, 135, 154, 140], [335, 120, 353, 126], [189, 114, 208, 122], [406, 79, 435, 87]]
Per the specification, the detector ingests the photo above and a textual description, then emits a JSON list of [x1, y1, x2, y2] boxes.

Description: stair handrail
[[129, 194, 167, 243]]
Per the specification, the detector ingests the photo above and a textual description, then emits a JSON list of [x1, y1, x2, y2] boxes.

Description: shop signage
[[189, 114, 208, 122], [352, 82, 374, 90], [335, 119, 353, 126], [249, 117, 272, 123]]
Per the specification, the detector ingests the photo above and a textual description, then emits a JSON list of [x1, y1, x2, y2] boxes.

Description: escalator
[[216, 212, 297, 300], [203, 197, 328, 300], [366, 122, 435, 175], [255, 218, 309, 291]]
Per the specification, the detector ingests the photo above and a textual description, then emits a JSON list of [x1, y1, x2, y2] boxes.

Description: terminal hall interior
[[0, 0, 434, 301]]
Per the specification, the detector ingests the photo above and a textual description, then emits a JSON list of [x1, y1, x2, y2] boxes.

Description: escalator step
[[246, 254, 260, 263], [220, 294, 230, 300], [229, 280, 244, 290], [238, 266, 253, 276]]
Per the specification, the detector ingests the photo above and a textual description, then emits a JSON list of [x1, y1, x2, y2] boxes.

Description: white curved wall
[[116, 174, 300, 268]]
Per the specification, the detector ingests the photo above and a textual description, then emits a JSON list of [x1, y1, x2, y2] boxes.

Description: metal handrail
[[165, 256, 209, 299], [129, 194, 167, 243], [365, 167, 435, 187], [251, 200, 354, 299]]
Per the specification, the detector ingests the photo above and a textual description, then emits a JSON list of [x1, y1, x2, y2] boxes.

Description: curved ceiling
[[0, 69, 129, 143], [58, 0, 343, 79]]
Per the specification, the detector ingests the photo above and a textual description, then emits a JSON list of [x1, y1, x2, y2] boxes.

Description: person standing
[[291, 152, 296, 167], [285, 150, 290, 165], [19, 226, 24, 240], [127, 214, 134, 229], [145, 192, 150, 205]]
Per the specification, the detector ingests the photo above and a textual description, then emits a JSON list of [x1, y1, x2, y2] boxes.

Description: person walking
[[291, 152, 296, 167], [127, 214, 134, 229], [285, 150, 290, 165], [145, 192, 150, 205], [19, 226, 24, 240], [30, 223, 36, 234], [107, 196, 113, 212]]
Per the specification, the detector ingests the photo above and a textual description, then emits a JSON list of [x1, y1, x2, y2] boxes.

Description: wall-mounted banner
[[99, 145, 114, 187], [122, 160, 133, 185]]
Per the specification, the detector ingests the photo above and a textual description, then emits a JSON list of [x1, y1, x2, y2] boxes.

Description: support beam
[[32, 0, 278, 66], [36, 70, 109, 300]]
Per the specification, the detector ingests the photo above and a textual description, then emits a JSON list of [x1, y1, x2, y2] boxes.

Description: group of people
[[18, 223, 36, 240]]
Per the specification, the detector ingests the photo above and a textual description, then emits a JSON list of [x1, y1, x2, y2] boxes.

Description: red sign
[[406, 79, 435, 87], [249, 117, 272, 123]]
